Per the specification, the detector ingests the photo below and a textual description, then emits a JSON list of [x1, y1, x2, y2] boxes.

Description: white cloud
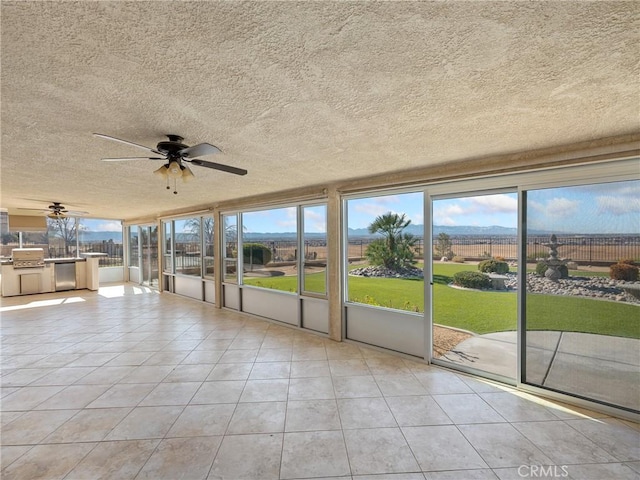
[[371, 195, 401, 205], [596, 195, 640, 216], [435, 216, 457, 226], [354, 203, 394, 218], [304, 209, 326, 232], [275, 219, 297, 229], [274, 207, 297, 229], [434, 203, 464, 217], [543, 197, 580, 217], [469, 194, 517, 214], [94, 221, 122, 232], [410, 212, 424, 225]]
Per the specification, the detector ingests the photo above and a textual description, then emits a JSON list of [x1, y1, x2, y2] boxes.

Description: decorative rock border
[[519, 273, 640, 304], [349, 265, 424, 279]]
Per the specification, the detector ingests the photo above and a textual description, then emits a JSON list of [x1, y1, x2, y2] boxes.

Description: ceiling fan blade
[[189, 159, 248, 176], [63, 210, 89, 216], [179, 143, 221, 159], [93, 133, 163, 155], [101, 157, 165, 162]]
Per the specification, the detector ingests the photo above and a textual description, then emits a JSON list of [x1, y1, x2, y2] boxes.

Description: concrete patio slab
[[451, 330, 640, 411], [558, 332, 640, 366]]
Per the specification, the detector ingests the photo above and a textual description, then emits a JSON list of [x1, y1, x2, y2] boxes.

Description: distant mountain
[[433, 225, 519, 236], [348, 224, 521, 237], [244, 232, 307, 241], [79, 231, 123, 242], [245, 225, 533, 240]]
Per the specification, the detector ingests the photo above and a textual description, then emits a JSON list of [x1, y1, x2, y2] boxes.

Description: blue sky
[[346, 192, 518, 230], [348, 192, 425, 229], [242, 206, 328, 234], [527, 180, 640, 234], [79, 218, 122, 232], [80, 180, 639, 235]]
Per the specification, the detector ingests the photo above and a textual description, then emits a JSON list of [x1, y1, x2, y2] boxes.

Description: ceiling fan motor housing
[[156, 135, 187, 158]]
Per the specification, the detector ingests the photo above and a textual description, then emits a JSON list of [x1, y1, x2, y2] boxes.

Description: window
[[242, 207, 297, 293], [203, 216, 215, 278], [47, 217, 78, 258], [128, 226, 139, 267], [223, 214, 238, 283], [346, 191, 424, 311], [77, 218, 123, 267], [302, 204, 327, 295], [162, 221, 173, 273], [175, 218, 201, 276]]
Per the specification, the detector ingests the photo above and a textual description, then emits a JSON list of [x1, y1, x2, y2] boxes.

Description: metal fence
[[226, 235, 640, 265], [7, 235, 636, 270]]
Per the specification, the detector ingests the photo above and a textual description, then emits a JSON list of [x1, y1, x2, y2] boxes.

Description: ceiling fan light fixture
[[181, 164, 195, 182], [167, 160, 182, 179], [153, 164, 169, 178]]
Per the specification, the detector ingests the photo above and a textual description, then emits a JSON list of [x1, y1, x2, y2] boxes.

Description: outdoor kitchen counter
[[45, 257, 86, 264], [1, 256, 102, 297]]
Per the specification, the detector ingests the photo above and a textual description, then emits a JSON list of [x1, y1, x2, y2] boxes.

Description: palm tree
[[366, 212, 417, 270]]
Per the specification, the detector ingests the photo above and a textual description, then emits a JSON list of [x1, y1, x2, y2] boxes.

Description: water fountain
[[541, 234, 566, 282]]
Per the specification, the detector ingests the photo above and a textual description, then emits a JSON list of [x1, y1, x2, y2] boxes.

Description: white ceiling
[[1, 1, 638, 221]]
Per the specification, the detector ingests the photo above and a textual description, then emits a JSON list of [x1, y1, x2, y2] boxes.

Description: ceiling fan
[[94, 133, 248, 194], [19, 202, 88, 219]]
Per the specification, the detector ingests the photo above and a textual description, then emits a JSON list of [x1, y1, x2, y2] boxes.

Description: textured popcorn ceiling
[[1, 1, 638, 220]]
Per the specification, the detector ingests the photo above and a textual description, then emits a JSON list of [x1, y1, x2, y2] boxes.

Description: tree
[[2, 232, 18, 245], [185, 217, 214, 247], [434, 232, 455, 259], [47, 217, 78, 256], [365, 212, 417, 270]]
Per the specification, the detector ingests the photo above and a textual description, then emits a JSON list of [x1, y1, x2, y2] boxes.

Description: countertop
[[1, 258, 87, 266]]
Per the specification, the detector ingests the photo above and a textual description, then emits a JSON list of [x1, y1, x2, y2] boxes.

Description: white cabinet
[[1, 263, 55, 297], [82, 254, 105, 290], [76, 263, 87, 289]]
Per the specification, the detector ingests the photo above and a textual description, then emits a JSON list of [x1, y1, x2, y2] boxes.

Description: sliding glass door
[[431, 191, 518, 381], [140, 224, 158, 288], [523, 180, 639, 412]]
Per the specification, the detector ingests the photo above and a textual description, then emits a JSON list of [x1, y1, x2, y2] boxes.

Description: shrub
[[610, 262, 639, 281], [453, 271, 491, 289], [243, 243, 272, 265], [478, 259, 509, 274], [434, 232, 455, 259], [618, 259, 636, 266], [452, 255, 465, 263]]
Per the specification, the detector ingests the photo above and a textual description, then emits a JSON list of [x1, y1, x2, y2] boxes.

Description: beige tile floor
[[1, 285, 638, 480]]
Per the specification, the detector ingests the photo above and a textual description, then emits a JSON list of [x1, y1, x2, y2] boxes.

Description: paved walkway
[[445, 331, 640, 411]]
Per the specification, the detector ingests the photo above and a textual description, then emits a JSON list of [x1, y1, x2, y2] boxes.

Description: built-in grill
[[12, 248, 45, 269]]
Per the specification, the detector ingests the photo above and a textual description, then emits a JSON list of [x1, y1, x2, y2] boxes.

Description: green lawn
[[243, 263, 639, 339]]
